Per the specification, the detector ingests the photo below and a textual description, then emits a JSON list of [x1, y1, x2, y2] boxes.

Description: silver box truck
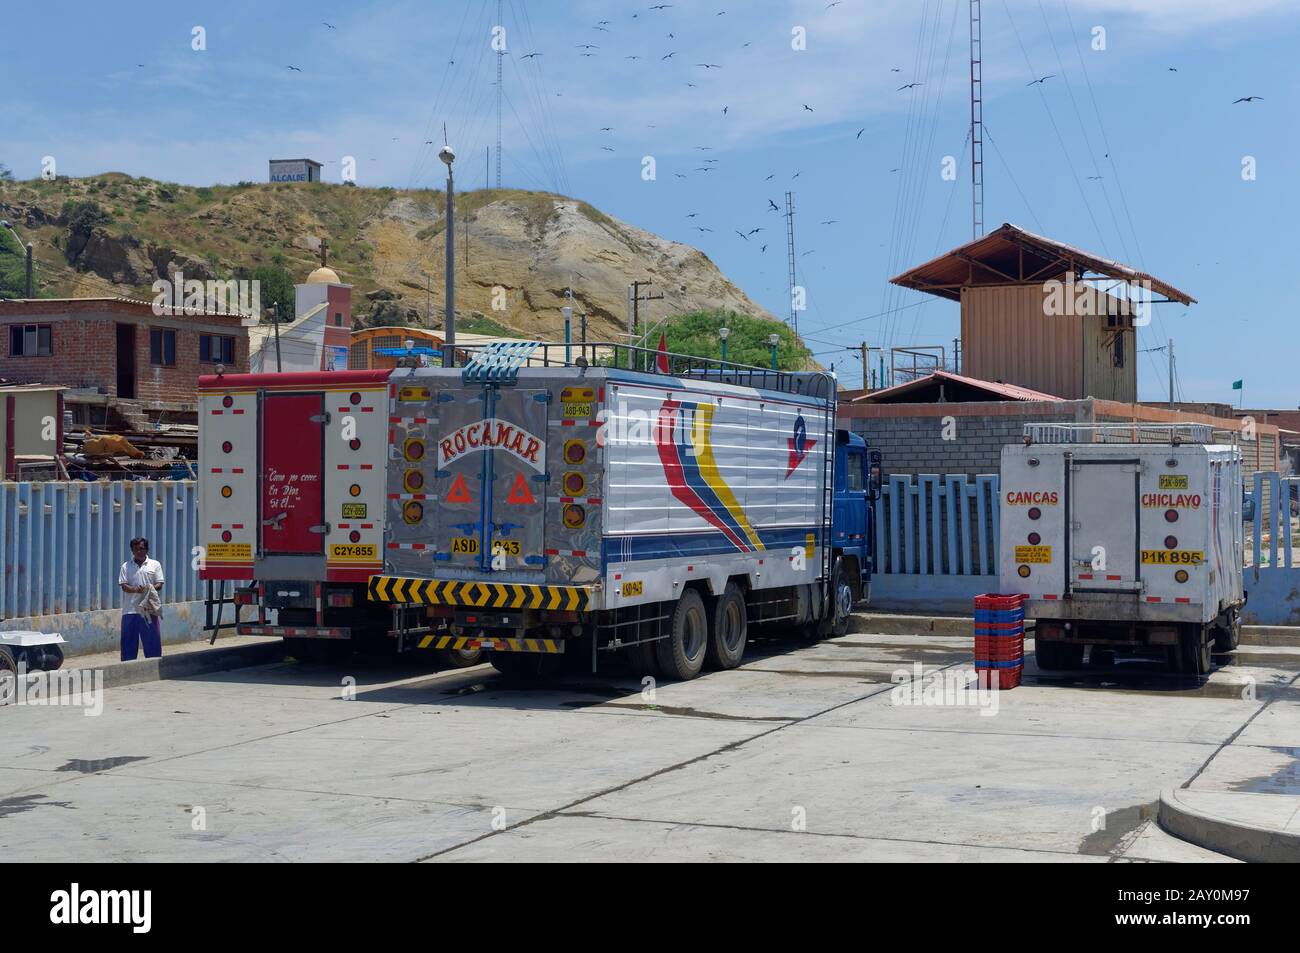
[[999, 423, 1244, 675]]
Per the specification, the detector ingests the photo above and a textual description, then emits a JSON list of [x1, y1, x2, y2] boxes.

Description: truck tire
[[1178, 625, 1212, 677], [435, 646, 484, 669], [0, 645, 16, 674], [829, 558, 853, 639], [1035, 639, 1082, 671], [1212, 610, 1241, 654], [656, 590, 709, 681], [706, 582, 748, 670]]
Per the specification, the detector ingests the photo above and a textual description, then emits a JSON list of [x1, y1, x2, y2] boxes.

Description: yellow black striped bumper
[[369, 576, 591, 611], [416, 634, 563, 654]]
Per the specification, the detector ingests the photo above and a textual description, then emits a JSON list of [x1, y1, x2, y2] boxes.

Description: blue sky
[[3, 0, 1297, 404]]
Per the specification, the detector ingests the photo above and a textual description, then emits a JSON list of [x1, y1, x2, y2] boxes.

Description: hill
[[0, 174, 782, 347]]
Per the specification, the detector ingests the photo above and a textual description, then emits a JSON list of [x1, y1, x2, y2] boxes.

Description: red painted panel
[[261, 393, 325, 555]]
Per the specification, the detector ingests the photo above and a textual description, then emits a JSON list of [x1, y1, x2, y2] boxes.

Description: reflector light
[[404, 470, 424, 492], [404, 439, 425, 462], [349, 483, 361, 497], [562, 503, 586, 529], [1027, 532, 1041, 545], [403, 501, 424, 524], [1028, 507, 1041, 521], [222, 395, 233, 408], [221, 530, 232, 543], [1175, 569, 1189, 583], [221, 485, 232, 498], [349, 438, 361, 451], [1164, 535, 1178, 549], [221, 440, 232, 454], [1164, 509, 1179, 523], [349, 392, 362, 405], [563, 471, 586, 496], [563, 440, 586, 465], [349, 530, 361, 543], [1017, 565, 1031, 578]]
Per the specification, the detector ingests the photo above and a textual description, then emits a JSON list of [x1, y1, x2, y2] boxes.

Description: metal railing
[[1024, 422, 1215, 445]]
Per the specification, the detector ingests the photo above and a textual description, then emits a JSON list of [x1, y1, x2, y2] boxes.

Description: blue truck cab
[[833, 429, 880, 607]]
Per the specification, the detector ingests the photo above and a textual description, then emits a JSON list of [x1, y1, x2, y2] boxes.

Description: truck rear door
[[260, 393, 326, 556], [1068, 457, 1140, 592]]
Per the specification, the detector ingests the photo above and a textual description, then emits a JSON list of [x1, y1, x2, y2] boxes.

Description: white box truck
[[999, 423, 1244, 676]]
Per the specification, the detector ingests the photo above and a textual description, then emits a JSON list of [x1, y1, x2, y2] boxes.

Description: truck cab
[[832, 430, 879, 607]]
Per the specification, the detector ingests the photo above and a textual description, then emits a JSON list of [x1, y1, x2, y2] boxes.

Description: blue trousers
[[120, 614, 162, 661]]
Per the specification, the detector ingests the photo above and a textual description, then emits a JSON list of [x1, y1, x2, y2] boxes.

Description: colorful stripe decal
[[690, 403, 765, 551]]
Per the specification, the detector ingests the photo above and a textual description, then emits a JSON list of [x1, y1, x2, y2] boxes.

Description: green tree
[[650, 309, 812, 371], [247, 264, 295, 323]]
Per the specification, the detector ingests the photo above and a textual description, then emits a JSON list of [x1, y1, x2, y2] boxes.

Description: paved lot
[[2, 624, 1296, 862]]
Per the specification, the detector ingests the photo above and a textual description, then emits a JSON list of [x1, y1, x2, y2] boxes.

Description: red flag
[[656, 333, 670, 373]]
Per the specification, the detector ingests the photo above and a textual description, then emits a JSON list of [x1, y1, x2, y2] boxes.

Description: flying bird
[[1232, 96, 1263, 103], [576, 44, 598, 49], [802, 104, 814, 112], [626, 55, 641, 60], [856, 128, 865, 139], [673, 173, 687, 178], [748, 227, 763, 235], [601, 146, 615, 152], [286, 65, 302, 71], [891, 67, 901, 72], [692, 226, 713, 232], [696, 63, 722, 69], [1167, 67, 1177, 72], [820, 220, 838, 225], [521, 52, 543, 59], [580, 53, 595, 57], [686, 212, 699, 218], [760, 244, 767, 253], [662, 52, 676, 59], [768, 199, 779, 210], [323, 22, 336, 30], [650, 3, 673, 9], [764, 174, 775, 181], [722, 105, 728, 114], [600, 126, 614, 131], [897, 82, 922, 90], [735, 230, 748, 240], [1027, 75, 1056, 86]]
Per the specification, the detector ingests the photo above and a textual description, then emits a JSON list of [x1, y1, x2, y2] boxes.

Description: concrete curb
[[68, 639, 287, 691], [1240, 625, 1300, 647], [1158, 788, 1300, 863]]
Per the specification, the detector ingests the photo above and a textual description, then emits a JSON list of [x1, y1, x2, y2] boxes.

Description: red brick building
[[0, 298, 251, 404]]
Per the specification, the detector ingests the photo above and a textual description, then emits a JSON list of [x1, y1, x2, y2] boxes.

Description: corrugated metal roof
[[851, 369, 1064, 404], [889, 223, 1196, 305]]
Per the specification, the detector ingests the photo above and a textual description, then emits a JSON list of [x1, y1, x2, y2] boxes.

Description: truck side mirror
[[868, 449, 883, 502]]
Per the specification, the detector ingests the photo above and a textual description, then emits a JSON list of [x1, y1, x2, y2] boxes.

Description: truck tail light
[[349, 438, 361, 451], [327, 591, 355, 608], [221, 530, 232, 543], [404, 470, 424, 492], [562, 503, 585, 529], [1174, 570, 1189, 583], [1027, 532, 1041, 545], [222, 440, 232, 453], [403, 501, 424, 524], [1164, 509, 1179, 523], [1027, 507, 1041, 521], [349, 530, 361, 543], [564, 440, 586, 465], [404, 438, 425, 462], [1164, 535, 1178, 549], [1017, 565, 1031, 578], [563, 471, 586, 495]]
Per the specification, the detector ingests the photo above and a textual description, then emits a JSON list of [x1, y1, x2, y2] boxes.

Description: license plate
[[562, 402, 592, 418], [1159, 474, 1189, 490], [1014, 545, 1052, 564], [451, 536, 480, 555], [1140, 549, 1204, 565], [329, 543, 377, 561], [621, 580, 643, 597]]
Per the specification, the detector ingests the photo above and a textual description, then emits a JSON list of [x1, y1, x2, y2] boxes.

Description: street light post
[[768, 333, 779, 370], [719, 326, 730, 363], [439, 145, 456, 368]]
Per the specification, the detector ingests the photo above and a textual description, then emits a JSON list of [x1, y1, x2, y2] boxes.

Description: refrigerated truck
[[999, 424, 1244, 676], [198, 343, 878, 678]]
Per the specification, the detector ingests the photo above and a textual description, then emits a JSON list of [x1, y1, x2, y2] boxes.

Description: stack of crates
[[974, 593, 1025, 689]]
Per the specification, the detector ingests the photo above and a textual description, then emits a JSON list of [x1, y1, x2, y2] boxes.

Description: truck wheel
[[1035, 639, 1061, 671], [435, 646, 483, 669], [1179, 625, 1212, 677], [1212, 611, 1241, 654], [706, 582, 748, 670], [0, 645, 16, 674], [829, 559, 853, 639], [655, 590, 708, 680]]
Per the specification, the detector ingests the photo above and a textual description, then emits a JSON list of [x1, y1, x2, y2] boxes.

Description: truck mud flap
[[369, 576, 591, 611]]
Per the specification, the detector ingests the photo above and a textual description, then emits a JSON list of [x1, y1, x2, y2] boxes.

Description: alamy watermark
[[0, 663, 104, 716], [151, 271, 260, 318]]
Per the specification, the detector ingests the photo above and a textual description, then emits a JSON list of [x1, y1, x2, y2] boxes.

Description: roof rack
[[1023, 422, 1215, 446], [436, 340, 834, 402]]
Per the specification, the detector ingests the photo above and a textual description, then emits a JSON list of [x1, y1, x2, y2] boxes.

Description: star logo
[[785, 415, 815, 478]]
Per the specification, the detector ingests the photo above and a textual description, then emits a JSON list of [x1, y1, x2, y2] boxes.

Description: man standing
[[119, 537, 164, 661]]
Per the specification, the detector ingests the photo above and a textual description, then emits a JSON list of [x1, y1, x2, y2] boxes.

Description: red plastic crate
[[974, 593, 1026, 611], [976, 667, 1022, 690]]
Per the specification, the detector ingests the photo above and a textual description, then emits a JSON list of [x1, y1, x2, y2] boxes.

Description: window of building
[[150, 328, 177, 366], [334, 312, 344, 327], [199, 333, 234, 364], [1112, 330, 1126, 368], [9, 323, 52, 357]]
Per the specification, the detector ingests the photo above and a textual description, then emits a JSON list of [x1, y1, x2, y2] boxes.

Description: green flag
[[1231, 380, 1243, 390]]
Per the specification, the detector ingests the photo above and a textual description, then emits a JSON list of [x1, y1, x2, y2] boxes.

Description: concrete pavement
[[0, 622, 1295, 862]]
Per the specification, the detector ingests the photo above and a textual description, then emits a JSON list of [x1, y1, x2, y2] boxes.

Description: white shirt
[[119, 557, 164, 617]]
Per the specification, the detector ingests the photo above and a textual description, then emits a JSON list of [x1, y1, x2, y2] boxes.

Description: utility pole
[[1168, 337, 1175, 410], [426, 275, 431, 327], [580, 312, 587, 344], [970, 0, 985, 239], [495, 0, 504, 188], [784, 191, 798, 335], [848, 342, 869, 390], [440, 145, 457, 367], [628, 280, 664, 371], [271, 302, 282, 373]]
